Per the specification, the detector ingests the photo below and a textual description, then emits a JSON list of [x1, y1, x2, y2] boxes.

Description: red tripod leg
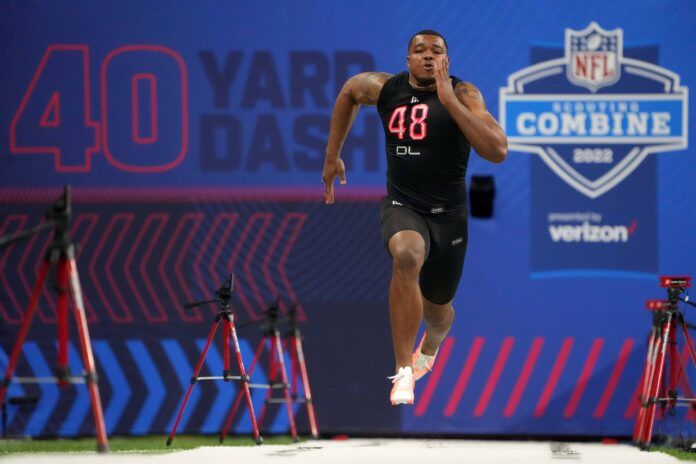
[[228, 318, 262, 444], [640, 315, 672, 447], [66, 257, 109, 453], [636, 322, 665, 444], [632, 368, 648, 442], [668, 323, 680, 410], [670, 342, 696, 418], [56, 258, 69, 387], [224, 321, 231, 374], [0, 261, 49, 405], [273, 331, 298, 441], [680, 322, 696, 368], [633, 327, 657, 442], [167, 318, 220, 446], [292, 334, 319, 438], [220, 337, 265, 443], [257, 337, 273, 427], [288, 339, 298, 396], [678, 323, 696, 421]]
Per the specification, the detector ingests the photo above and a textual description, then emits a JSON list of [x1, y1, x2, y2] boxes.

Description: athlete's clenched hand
[[321, 156, 346, 204]]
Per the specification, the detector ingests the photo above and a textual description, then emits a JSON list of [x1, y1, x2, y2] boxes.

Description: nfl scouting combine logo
[[500, 22, 688, 198]]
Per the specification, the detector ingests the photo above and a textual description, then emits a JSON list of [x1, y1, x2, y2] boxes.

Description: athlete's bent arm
[[322, 72, 391, 204], [434, 58, 507, 163]]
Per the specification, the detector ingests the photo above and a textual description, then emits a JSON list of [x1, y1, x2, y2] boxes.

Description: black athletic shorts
[[379, 195, 468, 305]]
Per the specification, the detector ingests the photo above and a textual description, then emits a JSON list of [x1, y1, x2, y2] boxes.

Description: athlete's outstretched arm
[[322, 72, 391, 204], [433, 57, 507, 163]]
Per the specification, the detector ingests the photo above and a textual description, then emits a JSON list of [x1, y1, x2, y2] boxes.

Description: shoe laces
[[414, 352, 434, 371], [388, 367, 413, 384]]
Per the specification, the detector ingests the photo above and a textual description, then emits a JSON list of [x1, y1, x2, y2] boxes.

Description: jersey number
[[388, 104, 428, 140]]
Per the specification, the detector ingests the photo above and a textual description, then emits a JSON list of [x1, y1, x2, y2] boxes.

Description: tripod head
[[215, 274, 234, 310], [646, 276, 696, 331], [261, 297, 282, 336], [185, 274, 235, 314], [285, 301, 300, 334], [233, 296, 290, 334], [0, 185, 71, 248], [659, 276, 694, 308], [46, 185, 71, 234]]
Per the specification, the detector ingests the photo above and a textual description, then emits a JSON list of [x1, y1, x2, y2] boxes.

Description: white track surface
[[0, 439, 680, 463]]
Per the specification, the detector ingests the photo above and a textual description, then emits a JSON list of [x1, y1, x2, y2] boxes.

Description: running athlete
[[322, 30, 507, 405]]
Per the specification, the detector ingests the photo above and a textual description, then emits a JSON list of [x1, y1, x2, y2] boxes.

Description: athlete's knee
[[423, 298, 453, 312], [391, 246, 424, 277]]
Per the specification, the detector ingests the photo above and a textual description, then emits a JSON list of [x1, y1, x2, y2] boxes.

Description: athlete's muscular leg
[[421, 297, 455, 356], [388, 230, 426, 370]]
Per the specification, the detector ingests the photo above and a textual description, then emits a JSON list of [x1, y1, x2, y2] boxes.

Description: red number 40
[[387, 104, 429, 141], [10, 44, 188, 173]]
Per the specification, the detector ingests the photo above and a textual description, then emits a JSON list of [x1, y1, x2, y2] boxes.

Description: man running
[[322, 30, 507, 405]]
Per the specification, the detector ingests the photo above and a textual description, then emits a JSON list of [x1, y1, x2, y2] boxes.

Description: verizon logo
[[549, 220, 637, 243]]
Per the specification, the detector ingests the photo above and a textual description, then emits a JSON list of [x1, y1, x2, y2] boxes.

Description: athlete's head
[[407, 30, 448, 86]]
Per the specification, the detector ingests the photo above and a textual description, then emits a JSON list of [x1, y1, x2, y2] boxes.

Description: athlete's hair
[[408, 29, 448, 52]]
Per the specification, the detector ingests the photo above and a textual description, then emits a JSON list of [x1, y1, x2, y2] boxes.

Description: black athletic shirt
[[377, 71, 471, 215]]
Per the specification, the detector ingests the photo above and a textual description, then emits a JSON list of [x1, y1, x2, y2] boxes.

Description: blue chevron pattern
[[125, 340, 165, 434], [0, 347, 24, 429], [0, 336, 302, 437], [163, 339, 200, 433], [22, 342, 59, 436], [94, 340, 131, 434]]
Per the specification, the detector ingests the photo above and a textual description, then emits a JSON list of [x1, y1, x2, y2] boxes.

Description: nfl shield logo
[[499, 21, 687, 275], [566, 22, 622, 92], [500, 22, 687, 198]]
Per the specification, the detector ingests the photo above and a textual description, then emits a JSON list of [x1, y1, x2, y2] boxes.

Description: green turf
[[5, 437, 694, 460], [0, 435, 298, 455], [653, 446, 696, 461]]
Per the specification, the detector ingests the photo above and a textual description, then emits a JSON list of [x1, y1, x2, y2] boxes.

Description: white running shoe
[[389, 366, 415, 405]]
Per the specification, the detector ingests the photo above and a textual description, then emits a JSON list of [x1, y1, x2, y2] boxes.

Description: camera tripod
[[219, 299, 299, 443], [284, 303, 319, 438], [634, 276, 696, 449], [0, 186, 108, 452], [167, 275, 263, 445], [219, 301, 319, 440]]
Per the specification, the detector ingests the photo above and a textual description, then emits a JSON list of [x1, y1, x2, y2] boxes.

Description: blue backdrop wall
[[1, 0, 694, 438]]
